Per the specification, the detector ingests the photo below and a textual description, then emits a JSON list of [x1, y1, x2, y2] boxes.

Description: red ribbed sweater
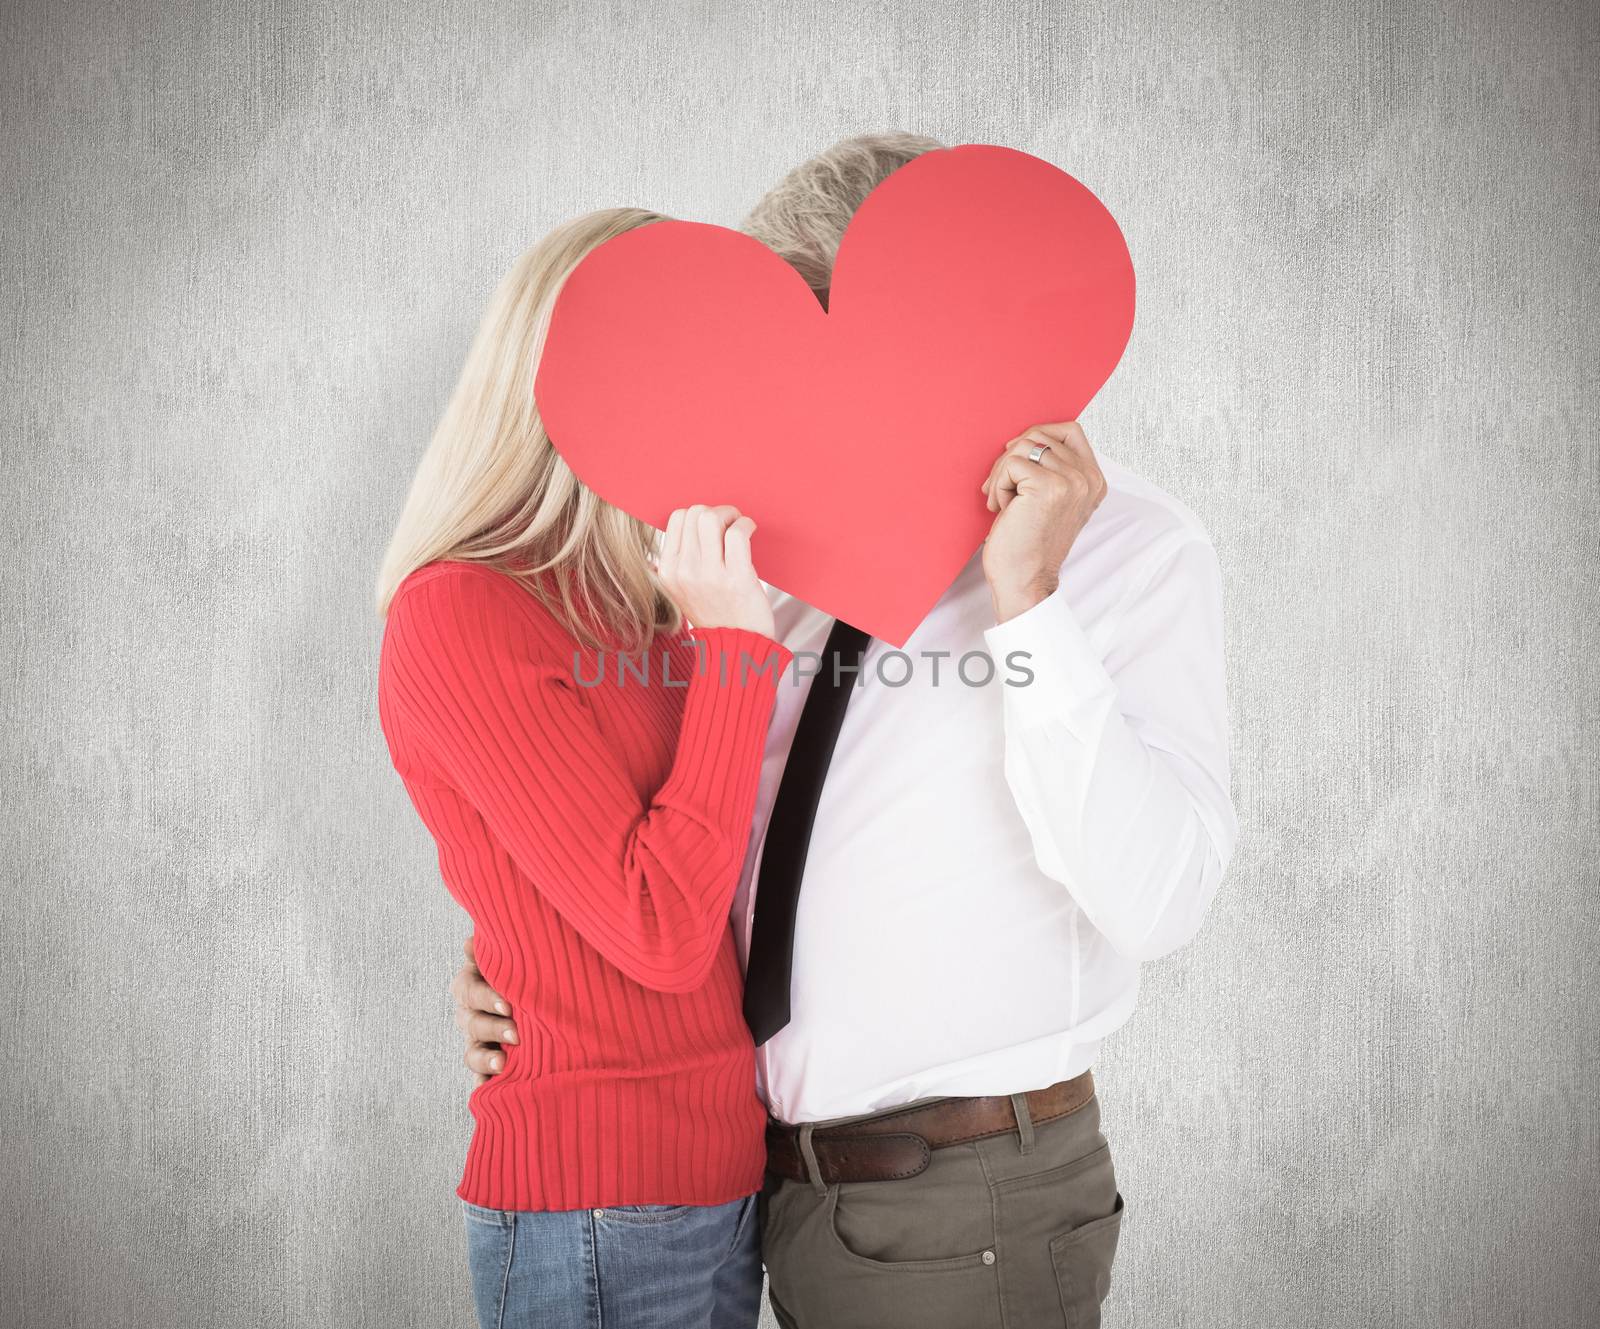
[[378, 561, 791, 1211]]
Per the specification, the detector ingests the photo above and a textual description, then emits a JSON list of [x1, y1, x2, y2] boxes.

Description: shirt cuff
[[982, 591, 1117, 737]]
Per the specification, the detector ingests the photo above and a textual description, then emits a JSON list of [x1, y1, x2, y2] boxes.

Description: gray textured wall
[[3, 0, 1596, 1326]]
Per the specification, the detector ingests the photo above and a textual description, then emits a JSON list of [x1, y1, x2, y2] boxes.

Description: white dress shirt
[[733, 454, 1238, 1124]]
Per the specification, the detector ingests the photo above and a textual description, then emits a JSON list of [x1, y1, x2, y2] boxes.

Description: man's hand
[[451, 935, 517, 1085], [979, 420, 1107, 622]]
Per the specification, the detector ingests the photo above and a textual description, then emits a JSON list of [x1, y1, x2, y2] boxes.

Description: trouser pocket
[[762, 1162, 1004, 1329], [1050, 1192, 1124, 1329], [460, 1202, 516, 1329], [985, 1131, 1122, 1328]]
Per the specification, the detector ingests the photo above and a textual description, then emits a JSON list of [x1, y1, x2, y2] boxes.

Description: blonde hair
[[375, 208, 677, 650], [377, 134, 944, 646], [740, 132, 944, 302]]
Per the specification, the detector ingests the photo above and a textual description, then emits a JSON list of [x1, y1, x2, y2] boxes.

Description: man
[[451, 133, 1236, 1327]]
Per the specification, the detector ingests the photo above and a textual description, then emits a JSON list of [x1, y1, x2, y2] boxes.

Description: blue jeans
[[462, 1195, 762, 1329]]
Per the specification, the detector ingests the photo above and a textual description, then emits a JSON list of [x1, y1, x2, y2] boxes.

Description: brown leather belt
[[765, 1070, 1094, 1185]]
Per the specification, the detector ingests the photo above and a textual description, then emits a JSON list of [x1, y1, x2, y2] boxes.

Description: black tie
[[743, 618, 871, 1046]]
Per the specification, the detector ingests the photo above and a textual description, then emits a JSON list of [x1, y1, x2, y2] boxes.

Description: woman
[[375, 209, 790, 1329]]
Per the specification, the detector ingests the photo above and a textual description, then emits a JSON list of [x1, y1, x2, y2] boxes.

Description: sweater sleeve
[[380, 564, 792, 993]]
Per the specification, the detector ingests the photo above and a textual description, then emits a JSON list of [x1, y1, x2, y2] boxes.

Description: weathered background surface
[[3, 1, 1596, 1325]]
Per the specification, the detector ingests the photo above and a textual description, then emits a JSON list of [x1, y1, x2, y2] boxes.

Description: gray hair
[[741, 132, 945, 302]]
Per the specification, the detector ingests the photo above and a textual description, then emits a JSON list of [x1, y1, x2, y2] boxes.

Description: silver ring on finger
[[1027, 443, 1049, 463]]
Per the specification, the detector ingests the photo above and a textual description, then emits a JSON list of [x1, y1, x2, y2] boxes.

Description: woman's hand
[[451, 935, 516, 1085], [657, 504, 776, 639]]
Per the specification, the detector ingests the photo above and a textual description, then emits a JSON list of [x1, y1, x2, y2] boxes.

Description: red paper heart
[[535, 145, 1135, 646]]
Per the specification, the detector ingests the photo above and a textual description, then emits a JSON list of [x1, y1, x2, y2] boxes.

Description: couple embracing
[[376, 132, 1236, 1329]]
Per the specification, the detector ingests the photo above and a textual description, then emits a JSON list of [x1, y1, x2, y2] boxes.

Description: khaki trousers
[[760, 1091, 1123, 1329]]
